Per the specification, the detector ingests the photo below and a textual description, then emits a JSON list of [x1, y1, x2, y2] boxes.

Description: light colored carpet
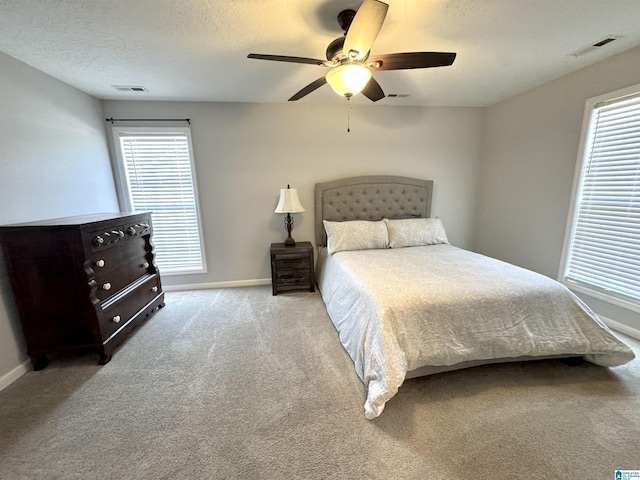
[[0, 286, 639, 479]]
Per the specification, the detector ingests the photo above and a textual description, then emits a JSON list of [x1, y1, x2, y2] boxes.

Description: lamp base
[[284, 213, 296, 246]]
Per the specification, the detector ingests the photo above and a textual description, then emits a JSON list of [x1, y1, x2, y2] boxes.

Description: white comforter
[[317, 244, 635, 419]]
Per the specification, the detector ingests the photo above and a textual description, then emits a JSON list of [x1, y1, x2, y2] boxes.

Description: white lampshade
[[274, 187, 305, 214], [326, 64, 372, 98]]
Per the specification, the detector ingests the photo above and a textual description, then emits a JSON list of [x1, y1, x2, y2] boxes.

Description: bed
[[314, 175, 635, 419]]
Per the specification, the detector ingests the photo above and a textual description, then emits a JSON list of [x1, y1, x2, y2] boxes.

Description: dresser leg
[[30, 355, 48, 371], [98, 353, 112, 365]]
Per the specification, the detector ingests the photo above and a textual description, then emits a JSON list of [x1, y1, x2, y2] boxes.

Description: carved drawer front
[[98, 274, 161, 341], [88, 225, 126, 252], [123, 220, 151, 238], [91, 238, 152, 302]]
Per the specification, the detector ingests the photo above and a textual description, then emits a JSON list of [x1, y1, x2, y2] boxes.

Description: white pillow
[[383, 217, 449, 248], [323, 220, 389, 255]]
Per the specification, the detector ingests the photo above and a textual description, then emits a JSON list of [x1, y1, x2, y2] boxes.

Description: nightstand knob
[[151, 286, 158, 293], [142, 262, 150, 269], [111, 315, 121, 323], [102, 283, 112, 291], [95, 259, 105, 268], [93, 235, 104, 246]]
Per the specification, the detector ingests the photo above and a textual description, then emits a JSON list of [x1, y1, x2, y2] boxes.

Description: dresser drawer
[[97, 274, 161, 341], [91, 238, 152, 301], [124, 219, 151, 238], [90, 237, 148, 272], [88, 225, 125, 252]]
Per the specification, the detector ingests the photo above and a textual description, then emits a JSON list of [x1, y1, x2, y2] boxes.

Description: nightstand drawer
[[276, 270, 309, 285], [274, 254, 310, 270]]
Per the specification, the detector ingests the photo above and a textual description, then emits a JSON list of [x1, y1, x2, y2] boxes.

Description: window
[[112, 127, 206, 274], [560, 85, 640, 312]]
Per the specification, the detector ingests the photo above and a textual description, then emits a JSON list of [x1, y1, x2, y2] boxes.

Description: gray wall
[[0, 52, 119, 384], [102, 101, 485, 287], [475, 45, 640, 331]]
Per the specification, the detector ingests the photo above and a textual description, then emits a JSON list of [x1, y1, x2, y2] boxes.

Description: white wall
[[0, 52, 118, 384], [102, 101, 485, 287], [475, 45, 640, 332]]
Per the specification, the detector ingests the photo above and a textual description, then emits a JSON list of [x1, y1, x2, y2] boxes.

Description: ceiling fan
[[247, 0, 456, 102]]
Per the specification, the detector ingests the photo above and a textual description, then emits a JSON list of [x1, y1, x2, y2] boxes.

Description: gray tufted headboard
[[314, 175, 434, 247]]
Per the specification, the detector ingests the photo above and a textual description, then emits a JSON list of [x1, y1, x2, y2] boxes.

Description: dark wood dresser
[[270, 241, 315, 295], [0, 212, 165, 369]]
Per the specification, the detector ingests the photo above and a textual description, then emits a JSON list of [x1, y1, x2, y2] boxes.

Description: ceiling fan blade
[[369, 52, 457, 71], [361, 77, 385, 102], [343, 0, 389, 61], [288, 77, 328, 101], [248, 54, 328, 66]]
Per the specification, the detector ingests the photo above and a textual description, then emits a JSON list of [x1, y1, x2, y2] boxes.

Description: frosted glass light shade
[[274, 188, 305, 213], [326, 64, 372, 98]]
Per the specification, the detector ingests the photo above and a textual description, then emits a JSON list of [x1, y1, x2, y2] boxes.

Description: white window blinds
[[115, 129, 205, 274], [562, 92, 640, 308]]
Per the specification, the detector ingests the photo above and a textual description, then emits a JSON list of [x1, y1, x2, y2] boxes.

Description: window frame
[[559, 83, 640, 314], [111, 126, 207, 276]]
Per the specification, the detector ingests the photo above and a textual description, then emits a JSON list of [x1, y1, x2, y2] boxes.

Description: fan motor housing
[[326, 37, 346, 62]]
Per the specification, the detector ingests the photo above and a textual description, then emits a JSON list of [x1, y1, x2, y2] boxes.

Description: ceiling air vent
[[111, 85, 149, 93], [570, 35, 620, 58], [386, 94, 410, 98]]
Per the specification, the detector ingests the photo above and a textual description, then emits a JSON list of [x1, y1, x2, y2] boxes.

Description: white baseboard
[[163, 278, 271, 292], [0, 360, 30, 392], [601, 316, 640, 341]]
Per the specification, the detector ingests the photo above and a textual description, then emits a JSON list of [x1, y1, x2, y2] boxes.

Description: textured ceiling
[[1, 0, 640, 107]]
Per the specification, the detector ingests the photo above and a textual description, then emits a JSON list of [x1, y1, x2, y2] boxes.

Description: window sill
[[562, 279, 640, 315]]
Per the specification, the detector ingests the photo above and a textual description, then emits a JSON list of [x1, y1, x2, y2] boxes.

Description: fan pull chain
[[346, 99, 352, 133]]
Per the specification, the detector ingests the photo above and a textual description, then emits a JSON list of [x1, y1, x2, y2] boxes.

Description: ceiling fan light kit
[[326, 64, 372, 98], [247, 0, 456, 102]]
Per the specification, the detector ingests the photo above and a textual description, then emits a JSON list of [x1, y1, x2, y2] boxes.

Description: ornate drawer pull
[[102, 283, 112, 291], [111, 315, 121, 323]]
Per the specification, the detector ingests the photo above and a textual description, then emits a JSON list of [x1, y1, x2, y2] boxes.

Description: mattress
[[316, 244, 635, 419]]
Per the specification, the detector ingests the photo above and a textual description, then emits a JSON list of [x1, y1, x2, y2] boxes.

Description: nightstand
[[270, 241, 315, 295]]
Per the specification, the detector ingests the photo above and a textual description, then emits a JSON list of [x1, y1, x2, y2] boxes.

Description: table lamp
[[274, 185, 305, 246]]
